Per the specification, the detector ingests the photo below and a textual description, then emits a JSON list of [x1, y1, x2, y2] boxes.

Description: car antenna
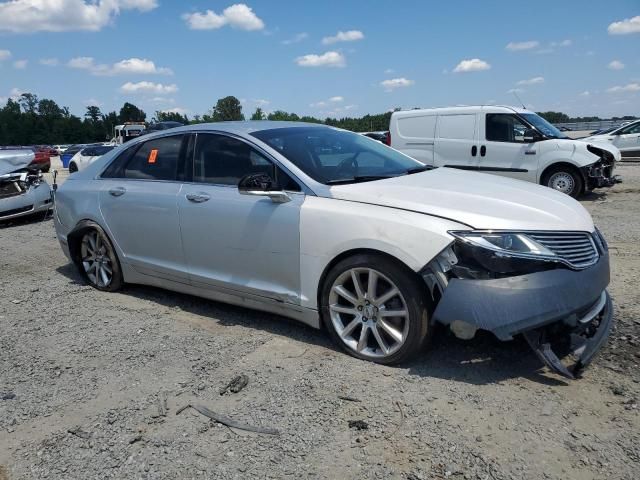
[[512, 91, 526, 109]]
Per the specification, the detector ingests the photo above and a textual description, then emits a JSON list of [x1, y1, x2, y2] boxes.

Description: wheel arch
[[67, 219, 114, 268], [540, 161, 586, 192], [316, 247, 427, 324]]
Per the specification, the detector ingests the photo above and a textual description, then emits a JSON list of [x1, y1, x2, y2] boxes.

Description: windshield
[[251, 126, 427, 185], [520, 113, 567, 139]]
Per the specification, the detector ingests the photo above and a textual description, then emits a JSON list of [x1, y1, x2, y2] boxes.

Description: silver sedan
[[53, 122, 612, 375]]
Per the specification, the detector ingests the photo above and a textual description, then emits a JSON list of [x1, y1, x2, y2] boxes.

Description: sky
[[0, 0, 639, 120]]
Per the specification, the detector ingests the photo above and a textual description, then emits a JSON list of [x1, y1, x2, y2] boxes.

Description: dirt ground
[[1, 162, 639, 480]]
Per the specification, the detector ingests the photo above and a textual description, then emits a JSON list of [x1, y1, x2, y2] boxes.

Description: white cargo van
[[389, 106, 620, 197]]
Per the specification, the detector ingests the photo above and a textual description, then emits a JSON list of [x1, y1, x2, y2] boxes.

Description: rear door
[[477, 113, 538, 181], [177, 132, 304, 303], [433, 113, 479, 169], [99, 134, 189, 281]]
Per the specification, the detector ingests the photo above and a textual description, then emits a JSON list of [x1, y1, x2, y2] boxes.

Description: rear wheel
[[321, 254, 430, 365], [542, 166, 583, 198], [78, 228, 123, 292], [68, 162, 78, 173]]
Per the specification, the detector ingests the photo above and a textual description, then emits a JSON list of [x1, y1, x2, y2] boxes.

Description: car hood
[[0, 149, 35, 175], [328, 168, 594, 231]]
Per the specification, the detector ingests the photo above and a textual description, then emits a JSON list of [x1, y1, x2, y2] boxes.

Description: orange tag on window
[[148, 149, 158, 164]]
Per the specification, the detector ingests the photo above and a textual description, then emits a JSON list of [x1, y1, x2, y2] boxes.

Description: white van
[[389, 105, 620, 197]]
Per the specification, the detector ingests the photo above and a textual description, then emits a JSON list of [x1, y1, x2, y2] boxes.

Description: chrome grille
[[528, 232, 599, 268]]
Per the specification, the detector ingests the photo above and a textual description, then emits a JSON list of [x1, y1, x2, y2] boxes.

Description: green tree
[[153, 110, 189, 123], [119, 102, 146, 122], [19, 93, 39, 114], [85, 105, 103, 123], [536, 111, 570, 123], [211, 96, 244, 122], [250, 107, 265, 120], [267, 110, 299, 121]]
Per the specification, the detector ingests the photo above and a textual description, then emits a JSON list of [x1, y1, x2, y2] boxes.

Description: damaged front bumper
[[0, 171, 53, 221], [424, 248, 613, 379], [582, 144, 622, 190]]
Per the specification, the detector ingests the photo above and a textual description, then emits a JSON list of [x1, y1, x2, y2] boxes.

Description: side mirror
[[238, 173, 291, 204], [523, 128, 542, 143]]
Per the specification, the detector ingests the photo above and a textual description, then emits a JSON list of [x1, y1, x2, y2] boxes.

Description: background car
[[68, 145, 116, 173], [362, 131, 389, 144], [141, 121, 184, 136], [0, 149, 52, 222], [583, 119, 640, 159]]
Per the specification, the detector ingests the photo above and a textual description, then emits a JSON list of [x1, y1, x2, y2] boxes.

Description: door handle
[[186, 192, 211, 203], [525, 150, 536, 155], [480, 145, 486, 157], [108, 187, 126, 197], [471, 146, 477, 157]]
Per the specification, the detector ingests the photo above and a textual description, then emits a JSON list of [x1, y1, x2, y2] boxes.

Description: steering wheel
[[335, 155, 358, 177]]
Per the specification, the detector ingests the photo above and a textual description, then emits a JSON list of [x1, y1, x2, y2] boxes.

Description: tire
[[68, 162, 78, 173], [320, 254, 430, 365], [77, 227, 123, 292], [542, 165, 583, 198]]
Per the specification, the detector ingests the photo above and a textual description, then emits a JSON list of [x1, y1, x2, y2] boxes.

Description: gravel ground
[[1, 162, 639, 480]]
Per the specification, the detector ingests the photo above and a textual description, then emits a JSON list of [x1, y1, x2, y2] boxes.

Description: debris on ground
[[219, 374, 249, 395], [348, 420, 369, 431], [177, 404, 279, 435]]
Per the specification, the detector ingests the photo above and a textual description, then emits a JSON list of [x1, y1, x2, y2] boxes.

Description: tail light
[[385, 131, 391, 146]]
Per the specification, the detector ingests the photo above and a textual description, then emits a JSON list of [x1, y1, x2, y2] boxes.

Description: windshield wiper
[[405, 165, 434, 175], [326, 175, 395, 185]]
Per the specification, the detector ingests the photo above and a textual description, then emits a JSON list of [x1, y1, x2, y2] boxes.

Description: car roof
[[157, 121, 329, 137]]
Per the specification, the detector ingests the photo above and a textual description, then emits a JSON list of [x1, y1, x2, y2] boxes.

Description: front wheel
[[78, 228, 123, 292], [68, 162, 78, 173], [542, 166, 583, 198], [321, 254, 430, 365]]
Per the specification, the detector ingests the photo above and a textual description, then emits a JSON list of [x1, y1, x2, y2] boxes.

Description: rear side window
[[620, 122, 640, 135], [437, 114, 476, 140], [123, 135, 184, 181]]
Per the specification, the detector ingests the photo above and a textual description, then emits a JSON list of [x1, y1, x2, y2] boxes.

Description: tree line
[[0, 93, 633, 146]]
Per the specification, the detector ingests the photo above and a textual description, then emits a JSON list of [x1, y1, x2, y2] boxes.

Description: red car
[[29, 146, 51, 172]]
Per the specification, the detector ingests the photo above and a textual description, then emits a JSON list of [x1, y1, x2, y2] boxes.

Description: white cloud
[[579, 91, 590, 97], [507, 88, 524, 94], [310, 101, 327, 108], [329, 96, 344, 103], [384, 68, 394, 74], [120, 81, 178, 95], [517, 76, 544, 86], [608, 60, 625, 70], [282, 32, 308, 45], [0, 87, 26, 104], [380, 77, 415, 91], [39, 58, 59, 66], [0, 0, 158, 33], [83, 98, 103, 107], [453, 58, 491, 73], [13, 59, 28, 69], [311, 96, 344, 108], [506, 41, 539, 51], [608, 16, 640, 35], [0, 49, 11, 61], [295, 51, 345, 68], [253, 99, 270, 107], [607, 83, 640, 93], [162, 107, 189, 115], [322, 30, 364, 45], [183, 4, 264, 31], [68, 57, 172, 76], [550, 39, 572, 47]]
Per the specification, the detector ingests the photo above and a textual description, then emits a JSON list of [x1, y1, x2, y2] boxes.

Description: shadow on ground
[[55, 264, 568, 387]]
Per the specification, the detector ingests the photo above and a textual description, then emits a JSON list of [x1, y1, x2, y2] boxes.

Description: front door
[[477, 113, 539, 182], [177, 133, 304, 304], [612, 122, 640, 158], [99, 133, 188, 281]]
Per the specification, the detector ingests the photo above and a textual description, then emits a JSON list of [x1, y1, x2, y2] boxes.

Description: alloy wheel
[[328, 267, 410, 358], [80, 230, 113, 288]]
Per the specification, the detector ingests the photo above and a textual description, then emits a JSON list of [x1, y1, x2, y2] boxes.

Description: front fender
[[299, 196, 466, 310]]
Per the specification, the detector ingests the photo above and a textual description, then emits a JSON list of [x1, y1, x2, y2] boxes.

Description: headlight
[[448, 231, 559, 278], [450, 231, 555, 258]]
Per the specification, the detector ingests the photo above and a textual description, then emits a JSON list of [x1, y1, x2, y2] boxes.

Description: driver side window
[[621, 123, 640, 135], [486, 114, 528, 143], [193, 134, 301, 191]]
